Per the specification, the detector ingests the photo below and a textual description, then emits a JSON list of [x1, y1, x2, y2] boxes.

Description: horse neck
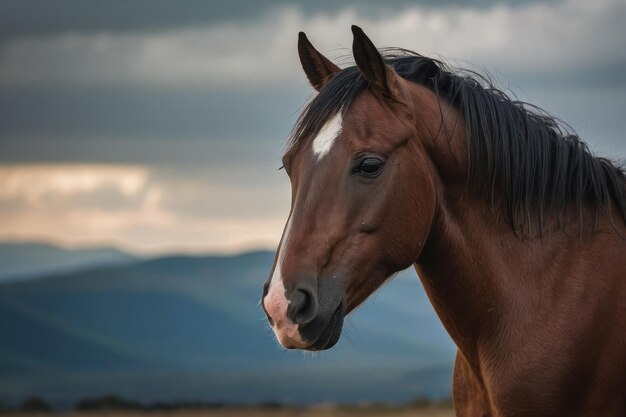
[[411, 120, 621, 372], [420, 171, 626, 374], [417, 191, 564, 361]]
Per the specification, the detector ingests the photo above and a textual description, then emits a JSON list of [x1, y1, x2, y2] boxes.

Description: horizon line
[[0, 237, 277, 258]]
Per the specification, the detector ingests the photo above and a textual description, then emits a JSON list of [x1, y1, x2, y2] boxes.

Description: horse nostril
[[287, 288, 319, 325]]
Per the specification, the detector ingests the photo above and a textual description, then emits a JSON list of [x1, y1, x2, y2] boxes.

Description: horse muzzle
[[262, 274, 345, 351]]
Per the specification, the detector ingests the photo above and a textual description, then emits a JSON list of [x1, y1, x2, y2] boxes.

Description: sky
[[1, 0, 625, 255]]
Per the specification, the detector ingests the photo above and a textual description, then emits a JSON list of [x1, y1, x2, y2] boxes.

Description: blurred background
[[0, 0, 625, 413]]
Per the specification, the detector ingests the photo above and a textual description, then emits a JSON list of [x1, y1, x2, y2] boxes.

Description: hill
[[0, 242, 136, 282], [0, 251, 455, 408]]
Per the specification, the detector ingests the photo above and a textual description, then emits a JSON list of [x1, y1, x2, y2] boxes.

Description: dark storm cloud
[[0, 86, 306, 168], [0, 0, 560, 38], [0, 86, 305, 142]]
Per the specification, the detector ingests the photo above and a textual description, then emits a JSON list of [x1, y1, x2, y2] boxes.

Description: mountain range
[[0, 242, 136, 282], [0, 243, 456, 408]]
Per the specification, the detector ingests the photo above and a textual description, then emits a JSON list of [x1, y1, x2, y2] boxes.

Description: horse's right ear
[[298, 32, 341, 91]]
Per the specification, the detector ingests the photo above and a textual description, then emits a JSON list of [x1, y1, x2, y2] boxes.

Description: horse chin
[[304, 303, 344, 351]]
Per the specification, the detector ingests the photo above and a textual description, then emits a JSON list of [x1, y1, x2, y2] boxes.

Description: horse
[[261, 25, 626, 416]]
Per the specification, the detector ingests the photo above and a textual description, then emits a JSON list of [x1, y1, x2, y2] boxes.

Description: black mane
[[288, 50, 626, 234]]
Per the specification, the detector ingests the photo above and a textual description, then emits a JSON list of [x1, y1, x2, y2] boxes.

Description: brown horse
[[261, 26, 626, 416]]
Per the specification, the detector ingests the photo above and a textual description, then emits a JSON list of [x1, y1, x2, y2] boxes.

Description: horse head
[[261, 26, 446, 350]]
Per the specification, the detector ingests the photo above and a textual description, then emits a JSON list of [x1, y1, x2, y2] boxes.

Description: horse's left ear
[[351, 25, 398, 99], [298, 32, 341, 91]]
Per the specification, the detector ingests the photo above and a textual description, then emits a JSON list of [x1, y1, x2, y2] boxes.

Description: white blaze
[[312, 112, 343, 160], [264, 112, 343, 347], [264, 213, 305, 346]]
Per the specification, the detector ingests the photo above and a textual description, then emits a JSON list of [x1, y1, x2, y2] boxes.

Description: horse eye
[[355, 157, 384, 177]]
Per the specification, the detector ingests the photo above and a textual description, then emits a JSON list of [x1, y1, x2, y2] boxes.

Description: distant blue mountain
[[0, 242, 136, 282], [0, 250, 456, 408]]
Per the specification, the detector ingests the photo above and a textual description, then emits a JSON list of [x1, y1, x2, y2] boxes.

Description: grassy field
[[9, 406, 455, 417]]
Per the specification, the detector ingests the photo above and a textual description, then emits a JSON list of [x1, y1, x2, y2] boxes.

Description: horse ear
[[351, 25, 397, 99], [298, 32, 341, 91]]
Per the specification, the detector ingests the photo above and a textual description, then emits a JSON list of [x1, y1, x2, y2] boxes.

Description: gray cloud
[[0, 87, 305, 142], [2, 0, 625, 89], [0, 0, 624, 253], [0, 0, 562, 39]]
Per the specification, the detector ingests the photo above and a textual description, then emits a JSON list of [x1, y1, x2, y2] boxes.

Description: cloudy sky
[[1, 0, 625, 254]]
